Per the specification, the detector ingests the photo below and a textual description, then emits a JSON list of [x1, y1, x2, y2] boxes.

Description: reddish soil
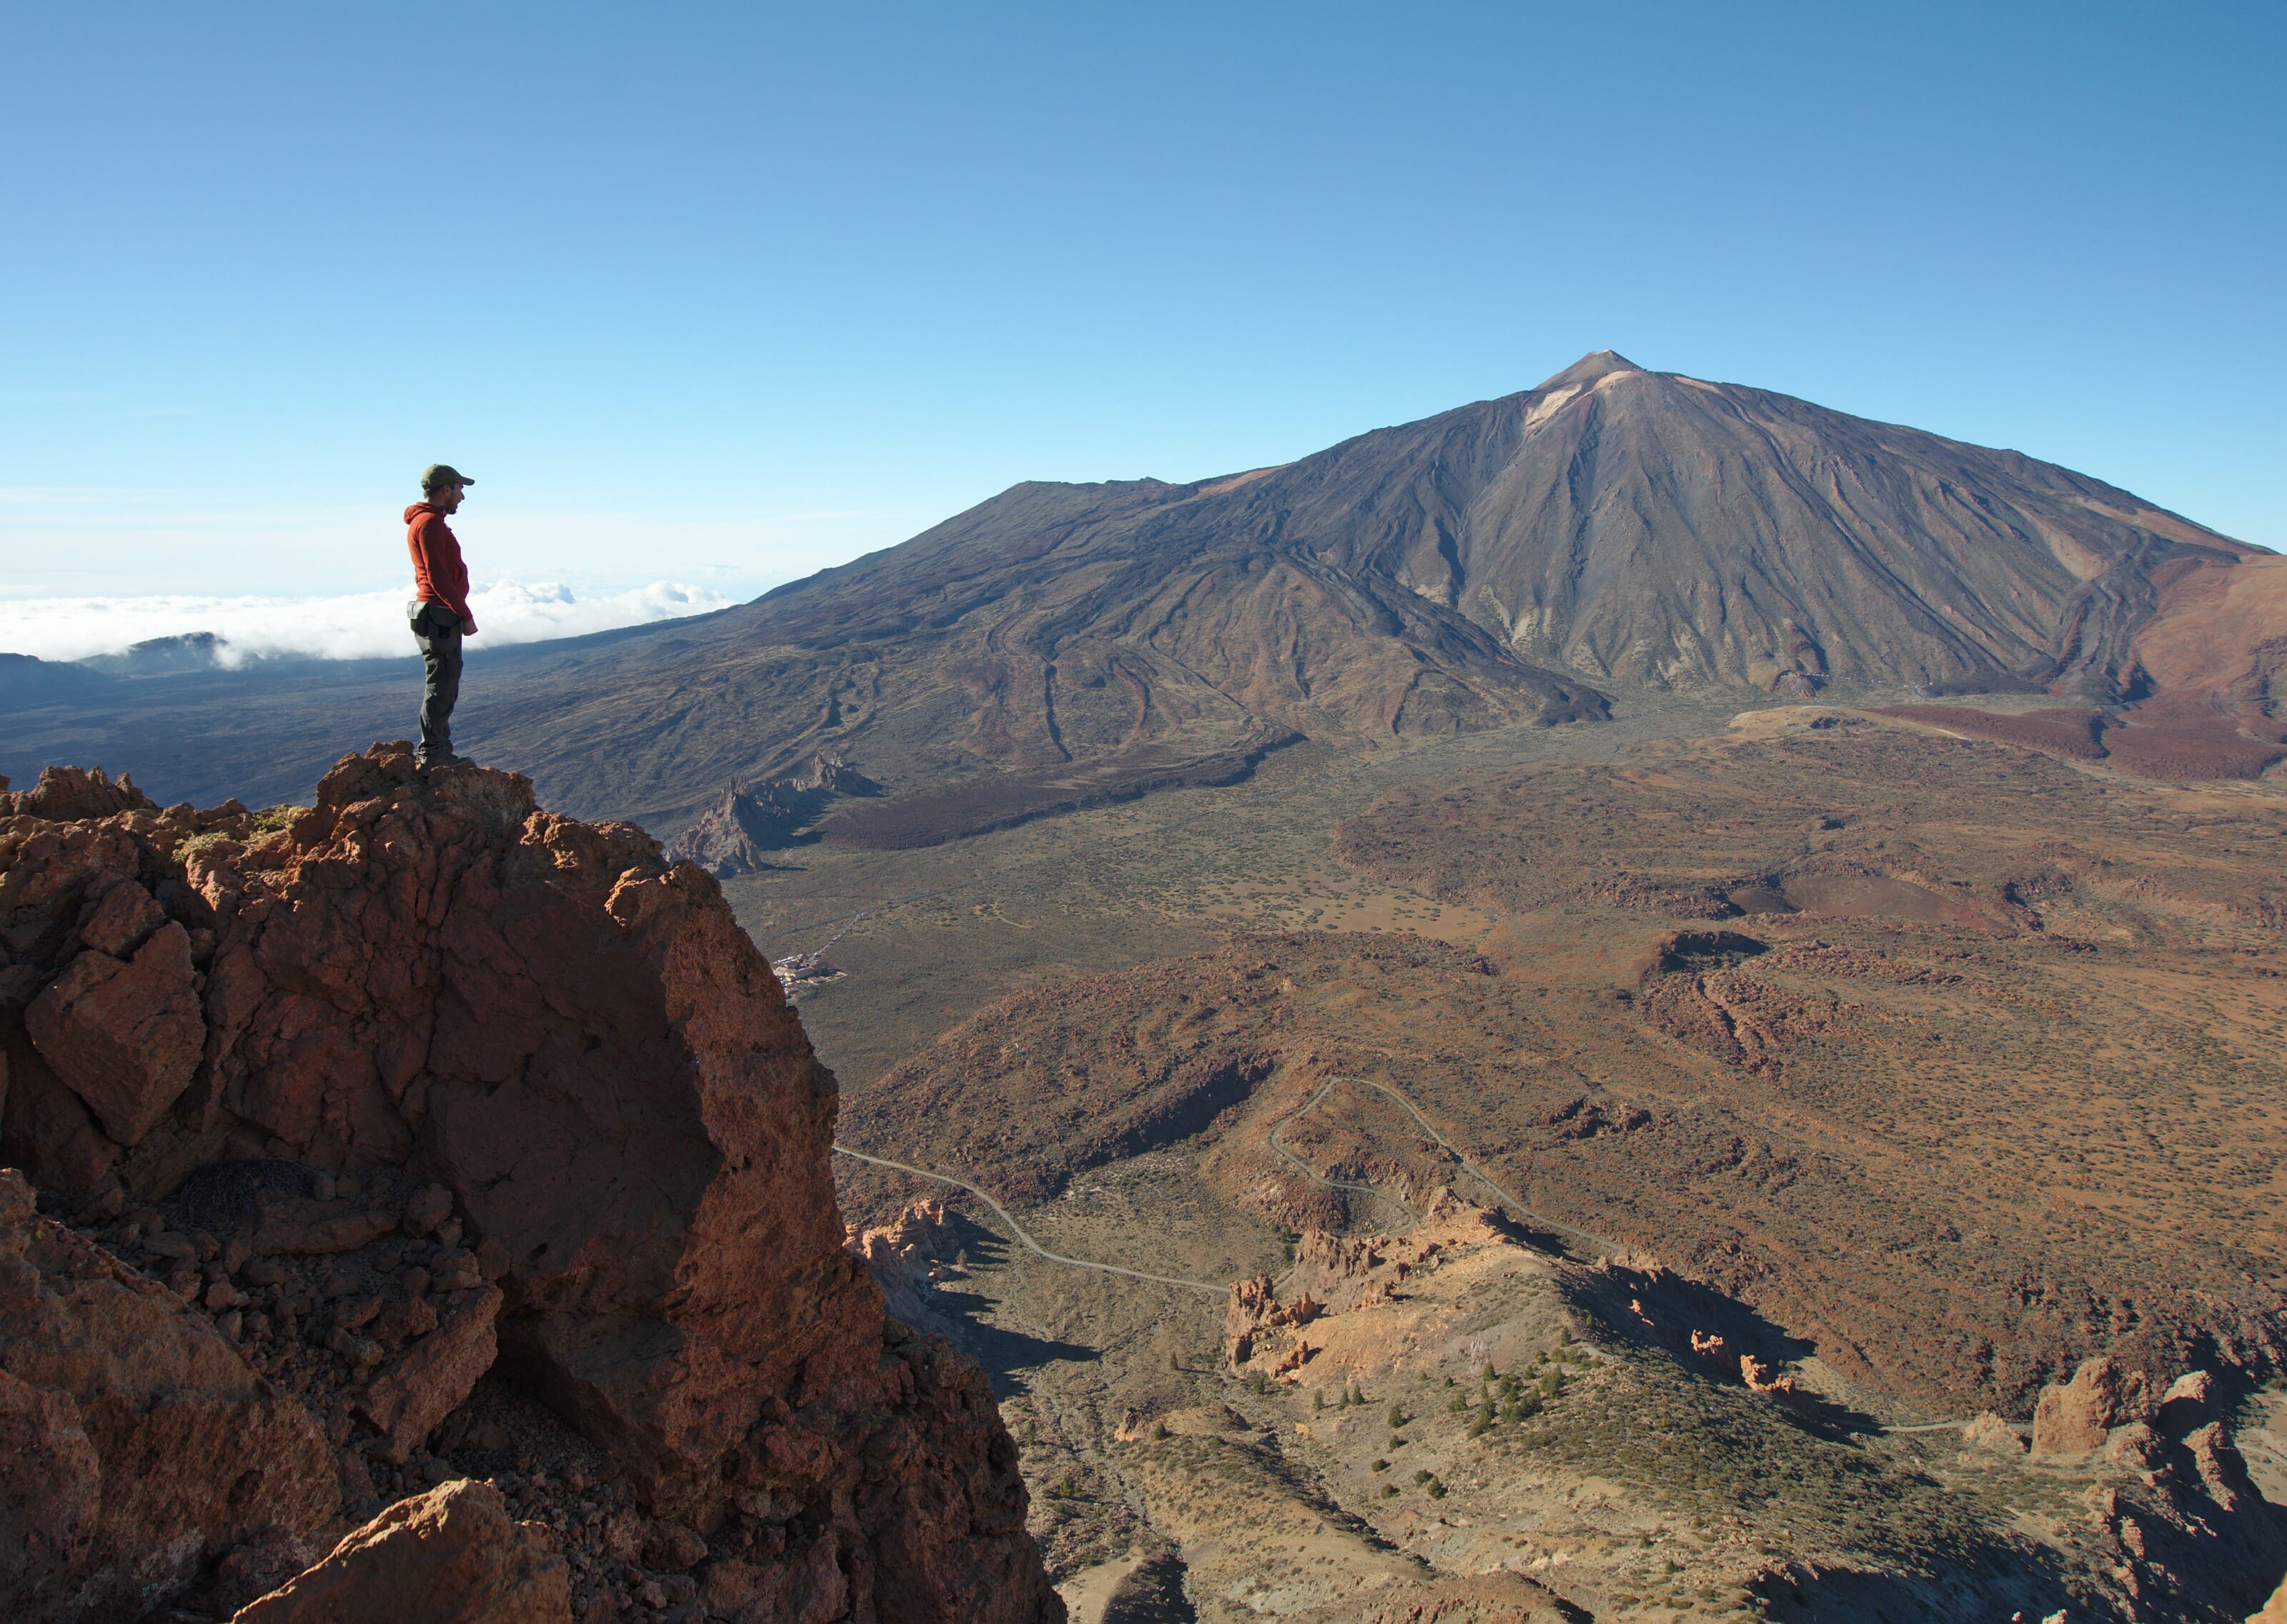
[[1875, 705, 2108, 759], [1880, 698, 2286, 783], [851, 717, 2287, 1421], [2098, 697, 2287, 781]]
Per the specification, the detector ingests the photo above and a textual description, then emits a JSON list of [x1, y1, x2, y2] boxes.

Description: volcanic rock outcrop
[[845, 1198, 962, 1342], [668, 754, 881, 877], [0, 1167, 340, 1622], [1222, 1195, 1513, 1380], [2031, 1353, 2153, 1456], [233, 1478, 569, 1624], [0, 752, 1061, 1622]]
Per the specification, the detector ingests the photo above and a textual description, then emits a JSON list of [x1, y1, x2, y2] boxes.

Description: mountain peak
[[1533, 349, 1644, 392]]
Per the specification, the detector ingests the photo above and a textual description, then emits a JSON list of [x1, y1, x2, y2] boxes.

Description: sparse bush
[[1152, 1422, 1171, 1440], [1386, 1403, 1408, 1428], [1427, 1479, 1447, 1499], [1412, 1469, 1433, 1485], [1371, 1458, 1389, 1472], [175, 830, 239, 863]]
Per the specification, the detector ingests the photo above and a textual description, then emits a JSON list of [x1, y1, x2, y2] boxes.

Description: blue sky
[[4, 2, 2281, 652]]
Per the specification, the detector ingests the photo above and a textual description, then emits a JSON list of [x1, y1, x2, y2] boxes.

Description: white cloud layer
[[0, 579, 743, 666]]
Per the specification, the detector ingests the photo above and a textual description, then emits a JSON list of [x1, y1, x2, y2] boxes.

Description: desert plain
[[750, 689, 2287, 1622]]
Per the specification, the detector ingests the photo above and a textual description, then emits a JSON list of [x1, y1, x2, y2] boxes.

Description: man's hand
[[460, 617, 478, 636]]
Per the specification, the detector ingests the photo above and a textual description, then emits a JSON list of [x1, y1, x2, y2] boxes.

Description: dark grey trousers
[[410, 604, 463, 761]]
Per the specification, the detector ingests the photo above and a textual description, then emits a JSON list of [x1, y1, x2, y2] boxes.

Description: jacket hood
[[405, 502, 440, 523]]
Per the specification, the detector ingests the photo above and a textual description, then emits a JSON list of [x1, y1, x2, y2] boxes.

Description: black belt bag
[[407, 599, 455, 635]]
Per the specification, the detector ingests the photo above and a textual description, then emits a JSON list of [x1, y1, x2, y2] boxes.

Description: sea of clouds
[[1, 579, 743, 667]]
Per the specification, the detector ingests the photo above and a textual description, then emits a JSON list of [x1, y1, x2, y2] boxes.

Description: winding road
[[833, 1145, 1226, 1297], [1264, 1078, 1418, 1221], [844, 1077, 1981, 1436]]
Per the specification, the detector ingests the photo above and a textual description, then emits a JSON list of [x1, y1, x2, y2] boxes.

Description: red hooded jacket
[[405, 504, 475, 630]]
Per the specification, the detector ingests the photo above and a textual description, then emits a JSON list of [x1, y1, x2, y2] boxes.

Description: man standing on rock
[[405, 464, 478, 769]]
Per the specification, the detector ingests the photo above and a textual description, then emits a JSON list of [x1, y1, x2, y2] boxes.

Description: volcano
[[1, 352, 2261, 826]]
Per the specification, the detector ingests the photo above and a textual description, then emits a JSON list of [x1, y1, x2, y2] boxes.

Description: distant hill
[[78, 632, 239, 677], [0, 352, 2263, 825], [0, 653, 122, 709]]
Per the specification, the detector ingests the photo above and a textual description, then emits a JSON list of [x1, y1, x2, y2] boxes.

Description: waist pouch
[[407, 599, 453, 634]]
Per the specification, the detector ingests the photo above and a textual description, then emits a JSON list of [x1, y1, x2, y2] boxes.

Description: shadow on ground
[[922, 1225, 1103, 1400]]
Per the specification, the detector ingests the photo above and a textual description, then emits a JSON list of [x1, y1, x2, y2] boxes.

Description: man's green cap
[[420, 464, 475, 493]]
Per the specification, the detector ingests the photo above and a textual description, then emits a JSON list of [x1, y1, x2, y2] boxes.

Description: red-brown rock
[[252, 1196, 401, 1256], [0, 767, 156, 824], [24, 920, 204, 1145], [0, 1166, 339, 1623], [2030, 1353, 2152, 1455], [1224, 1274, 1322, 1368], [1959, 1412, 2025, 1455], [1291, 1227, 1404, 1312], [0, 1364, 101, 1592], [233, 1478, 569, 1624], [0, 747, 1062, 1622], [2186, 1421, 2253, 1515], [74, 878, 169, 959], [358, 1284, 502, 1452], [847, 1197, 957, 1332], [640, 1518, 708, 1571], [403, 1182, 453, 1236], [2157, 1368, 2216, 1435]]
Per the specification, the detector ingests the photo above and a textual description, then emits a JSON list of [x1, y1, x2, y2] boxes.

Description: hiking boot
[[417, 752, 476, 770]]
